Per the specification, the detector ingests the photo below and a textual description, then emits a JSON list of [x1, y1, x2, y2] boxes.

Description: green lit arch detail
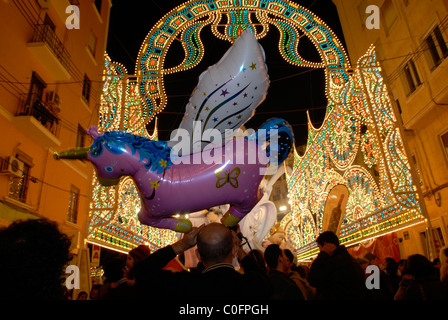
[[135, 0, 350, 124]]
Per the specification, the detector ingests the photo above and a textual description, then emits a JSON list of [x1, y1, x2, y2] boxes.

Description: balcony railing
[[16, 93, 61, 137], [29, 24, 71, 71]]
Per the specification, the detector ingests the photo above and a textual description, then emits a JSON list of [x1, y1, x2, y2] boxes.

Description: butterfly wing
[[228, 167, 240, 188]]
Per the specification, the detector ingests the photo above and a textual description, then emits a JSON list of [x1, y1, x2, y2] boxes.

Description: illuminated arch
[[90, 2, 425, 256], [135, 0, 350, 125], [90, 1, 353, 253], [286, 46, 426, 259]]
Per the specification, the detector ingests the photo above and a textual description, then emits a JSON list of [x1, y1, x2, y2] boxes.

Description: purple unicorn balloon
[[54, 119, 293, 233], [54, 30, 294, 233]]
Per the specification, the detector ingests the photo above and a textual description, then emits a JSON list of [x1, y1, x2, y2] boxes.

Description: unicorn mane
[[90, 131, 173, 174]]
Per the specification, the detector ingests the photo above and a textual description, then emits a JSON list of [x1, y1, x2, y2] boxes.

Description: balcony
[[13, 93, 61, 147], [27, 24, 71, 81]]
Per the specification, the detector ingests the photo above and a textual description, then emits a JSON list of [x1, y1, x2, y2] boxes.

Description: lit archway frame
[[283, 47, 426, 260], [89, 0, 353, 253], [91, 1, 425, 255], [135, 0, 351, 125]]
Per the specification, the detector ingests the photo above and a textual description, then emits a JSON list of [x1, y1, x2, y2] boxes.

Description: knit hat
[[129, 245, 151, 263]]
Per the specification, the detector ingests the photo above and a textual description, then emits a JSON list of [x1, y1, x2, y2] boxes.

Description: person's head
[[440, 246, 448, 264], [196, 223, 235, 267], [404, 254, 434, 279], [248, 249, 267, 274], [440, 246, 448, 282], [355, 258, 369, 270], [77, 291, 88, 300], [0, 218, 72, 299], [90, 284, 101, 300], [283, 249, 295, 269], [398, 259, 407, 275], [104, 257, 125, 283], [264, 244, 288, 272], [385, 257, 398, 275], [127, 244, 151, 270], [363, 252, 379, 265], [316, 231, 339, 255]]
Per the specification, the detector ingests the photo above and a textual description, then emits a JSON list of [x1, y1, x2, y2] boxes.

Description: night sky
[[105, 0, 347, 146]]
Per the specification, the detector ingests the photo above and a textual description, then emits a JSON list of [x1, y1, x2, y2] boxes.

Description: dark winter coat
[[133, 245, 270, 300], [267, 269, 304, 300], [308, 245, 368, 300], [394, 274, 448, 300]]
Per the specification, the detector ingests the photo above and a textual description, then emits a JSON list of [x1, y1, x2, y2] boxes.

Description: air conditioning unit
[[1, 156, 24, 178], [46, 91, 60, 106]]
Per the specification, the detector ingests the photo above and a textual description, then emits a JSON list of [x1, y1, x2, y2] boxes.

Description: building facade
[[333, 0, 448, 259], [0, 0, 111, 284]]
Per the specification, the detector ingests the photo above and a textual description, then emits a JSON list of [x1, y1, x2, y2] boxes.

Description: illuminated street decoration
[[88, 0, 424, 254], [135, 0, 349, 123], [283, 47, 425, 260]]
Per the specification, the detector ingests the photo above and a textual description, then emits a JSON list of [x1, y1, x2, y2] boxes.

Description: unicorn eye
[[105, 166, 114, 173]]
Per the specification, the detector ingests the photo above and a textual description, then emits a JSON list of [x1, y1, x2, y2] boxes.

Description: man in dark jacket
[[264, 244, 304, 300], [133, 223, 269, 300], [308, 231, 368, 300]]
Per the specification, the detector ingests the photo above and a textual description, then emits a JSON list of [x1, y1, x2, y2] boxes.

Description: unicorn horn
[[53, 147, 90, 160]]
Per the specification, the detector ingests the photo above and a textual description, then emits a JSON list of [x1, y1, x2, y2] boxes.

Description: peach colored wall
[[0, 0, 111, 244]]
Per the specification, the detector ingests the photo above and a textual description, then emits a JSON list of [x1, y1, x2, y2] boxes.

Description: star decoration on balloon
[[170, 30, 269, 155]]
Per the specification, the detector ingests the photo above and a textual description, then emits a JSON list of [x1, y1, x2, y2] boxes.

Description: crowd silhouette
[[1, 218, 447, 301]]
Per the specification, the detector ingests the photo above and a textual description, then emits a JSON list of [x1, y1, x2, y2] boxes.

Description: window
[[425, 25, 448, 70], [67, 185, 80, 224], [381, 0, 398, 35], [374, 39, 386, 62], [8, 151, 33, 203], [441, 131, 448, 163], [420, 228, 446, 259], [76, 125, 87, 148], [28, 71, 46, 102], [395, 99, 402, 114], [88, 31, 97, 57], [9, 164, 30, 203], [82, 74, 91, 103], [402, 59, 421, 95]]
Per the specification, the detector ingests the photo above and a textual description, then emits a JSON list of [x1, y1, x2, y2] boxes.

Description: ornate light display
[[283, 47, 426, 260], [135, 0, 348, 123], [88, 0, 425, 255]]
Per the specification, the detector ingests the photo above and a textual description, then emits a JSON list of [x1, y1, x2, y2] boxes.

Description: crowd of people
[[1, 218, 447, 301]]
